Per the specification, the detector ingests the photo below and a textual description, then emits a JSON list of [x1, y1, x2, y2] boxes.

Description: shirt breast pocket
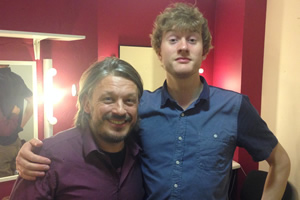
[[196, 131, 236, 172]]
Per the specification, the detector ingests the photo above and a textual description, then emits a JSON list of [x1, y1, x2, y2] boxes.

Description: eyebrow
[[100, 91, 138, 97]]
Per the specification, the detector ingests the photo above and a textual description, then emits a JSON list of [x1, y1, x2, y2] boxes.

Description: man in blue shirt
[[15, 3, 290, 200]]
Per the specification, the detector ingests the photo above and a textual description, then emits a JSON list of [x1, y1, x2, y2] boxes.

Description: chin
[[106, 130, 129, 140], [106, 134, 128, 143]]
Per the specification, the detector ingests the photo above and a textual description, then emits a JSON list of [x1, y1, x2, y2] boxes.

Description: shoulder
[[141, 88, 162, 101], [139, 88, 163, 112], [205, 86, 247, 114], [39, 127, 82, 156], [209, 85, 243, 98], [209, 86, 244, 102], [140, 88, 162, 106]]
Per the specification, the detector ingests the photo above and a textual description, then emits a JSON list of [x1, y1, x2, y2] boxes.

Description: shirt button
[[214, 134, 218, 138], [178, 136, 182, 141], [176, 160, 180, 165], [181, 113, 185, 117], [174, 184, 178, 188]]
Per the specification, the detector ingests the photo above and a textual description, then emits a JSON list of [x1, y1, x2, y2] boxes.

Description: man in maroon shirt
[[9, 57, 145, 200]]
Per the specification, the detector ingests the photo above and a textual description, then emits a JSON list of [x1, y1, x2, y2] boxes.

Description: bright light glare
[[72, 84, 77, 96], [199, 68, 204, 74], [48, 68, 57, 76], [48, 117, 57, 125], [50, 87, 65, 104]]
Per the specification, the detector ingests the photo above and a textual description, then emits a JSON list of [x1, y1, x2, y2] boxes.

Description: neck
[[89, 123, 126, 153], [166, 74, 203, 110], [96, 138, 125, 153]]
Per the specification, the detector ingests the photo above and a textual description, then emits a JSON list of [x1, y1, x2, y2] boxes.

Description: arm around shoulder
[[16, 138, 51, 181]]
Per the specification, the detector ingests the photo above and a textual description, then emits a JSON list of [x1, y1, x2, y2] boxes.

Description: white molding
[[0, 30, 85, 60], [0, 29, 85, 41], [0, 175, 18, 183]]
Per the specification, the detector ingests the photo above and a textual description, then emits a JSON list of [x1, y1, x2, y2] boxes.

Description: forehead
[[164, 30, 201, 36], [94, 75, 138, 94]]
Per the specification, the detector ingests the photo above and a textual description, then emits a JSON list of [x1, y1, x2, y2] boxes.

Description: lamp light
[[71, 84, 78, 97], [199, 68, 204, 74], [43, 59, 57, 138]]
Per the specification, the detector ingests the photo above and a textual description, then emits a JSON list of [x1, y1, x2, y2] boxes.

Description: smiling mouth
[[109, 119, 127, 125]]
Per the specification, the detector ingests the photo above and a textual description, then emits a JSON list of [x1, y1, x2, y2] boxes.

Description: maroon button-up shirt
[[10, 127, 144, 200]]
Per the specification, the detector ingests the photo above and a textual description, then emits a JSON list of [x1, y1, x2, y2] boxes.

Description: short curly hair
[[150, 2, 213, 56]]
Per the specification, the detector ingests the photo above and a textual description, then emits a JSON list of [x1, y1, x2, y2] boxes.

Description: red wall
[[213, 0, 245, 92], [97, 0, 216, 84], [0, 0, 267, 199], [0, 0, 98, 198]]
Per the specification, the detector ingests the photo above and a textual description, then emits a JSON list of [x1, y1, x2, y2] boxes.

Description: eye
[[125, 98, 137, 106], [168, 37, 178, 44], [102, 96, 113, 104], [188, 38, 197, 44]]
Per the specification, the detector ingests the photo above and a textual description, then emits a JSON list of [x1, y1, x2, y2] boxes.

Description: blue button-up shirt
[[138, 76, 278, 200]]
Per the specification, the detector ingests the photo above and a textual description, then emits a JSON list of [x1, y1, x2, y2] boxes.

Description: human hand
[[16, 138, 51, 181], [11, 106, 20, 115]]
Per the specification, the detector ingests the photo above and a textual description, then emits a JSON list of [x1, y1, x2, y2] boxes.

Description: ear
[[83, 95, 91, 114], [158, 50, 162, 62]]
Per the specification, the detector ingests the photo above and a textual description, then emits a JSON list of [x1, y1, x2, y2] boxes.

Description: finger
[[17, 168, 46, 181], [16, 150, 51, 170], [28, 138, 44, 148], [24, 152, 51, 165], [16, 157, 50, 171], [18, 140, 51, 164], [16, 156, 49, 180]]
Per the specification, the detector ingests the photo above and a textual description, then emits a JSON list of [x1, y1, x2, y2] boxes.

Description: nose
[[112, 100, 126, 116], [178, 38, 188, 51]]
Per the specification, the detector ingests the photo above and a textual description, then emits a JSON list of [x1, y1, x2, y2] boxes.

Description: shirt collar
[[82, 127, 141, 158], [82, 127, 100, 157], [160, 76, 210, 107]]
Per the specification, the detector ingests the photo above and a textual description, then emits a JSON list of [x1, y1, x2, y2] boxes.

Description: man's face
[[159, 31, 206, 79], [84, 75, 139, 148]]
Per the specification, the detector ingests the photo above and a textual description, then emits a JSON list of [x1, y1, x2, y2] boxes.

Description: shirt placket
[[170, 111, 186, 199]]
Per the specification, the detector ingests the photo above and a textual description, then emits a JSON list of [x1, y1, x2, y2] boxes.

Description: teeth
[[110, 120, 126, 125]]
